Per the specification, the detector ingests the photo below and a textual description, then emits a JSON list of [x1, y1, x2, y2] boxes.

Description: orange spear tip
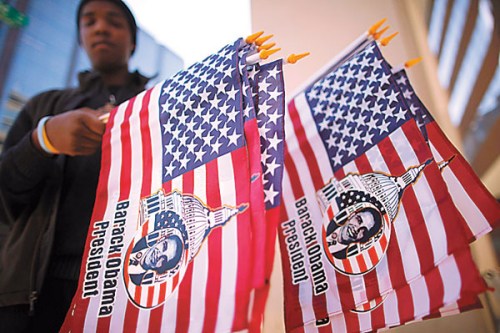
[[255, 34, 274, 46], [381, 32, 398, 46], [373, 26, 390, 40], [287, 52, 311, 64], [260, 47, 281, 60], [245, 31, 264, 44], [369, 18, 387, 35], [258, 42, 276, 52], [404, 57, 423, 68]]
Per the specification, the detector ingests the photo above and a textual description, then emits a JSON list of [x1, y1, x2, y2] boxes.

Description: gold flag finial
[[404, 57, 423, 68], [260, 47, 281, 60], [381, 32, 398, 46], [245, 31, 264, 44], [255, 34, 274, 46], [373, 26, 389, 40], [258, 42, 276, 52], [369, 18, 387, 35], [286, 52, 311, 64]]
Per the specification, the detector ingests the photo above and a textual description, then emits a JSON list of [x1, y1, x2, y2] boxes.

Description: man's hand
[[43, 108, 107, 156]]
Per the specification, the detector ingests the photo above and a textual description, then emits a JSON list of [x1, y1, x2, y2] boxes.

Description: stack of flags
[[60, 35, 291, 333], [59, 21, 500, 333], [278, 20, 500, 332]]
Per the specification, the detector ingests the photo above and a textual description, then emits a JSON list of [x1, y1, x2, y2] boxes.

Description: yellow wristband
[[39, 116, 60, 154]]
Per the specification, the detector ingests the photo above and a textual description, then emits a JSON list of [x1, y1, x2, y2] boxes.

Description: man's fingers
[[80, 112, 107, 136]]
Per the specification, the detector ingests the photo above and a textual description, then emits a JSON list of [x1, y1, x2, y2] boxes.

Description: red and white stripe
[[426, 122, 500, 241]]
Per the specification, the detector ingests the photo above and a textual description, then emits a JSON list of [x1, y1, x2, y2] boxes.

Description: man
[[128, 234, 185, 286], [0, 1, 147, 331], [326, 207, 382, 259]]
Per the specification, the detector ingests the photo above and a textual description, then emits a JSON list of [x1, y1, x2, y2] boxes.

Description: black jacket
[[0, 70, 148, 308]]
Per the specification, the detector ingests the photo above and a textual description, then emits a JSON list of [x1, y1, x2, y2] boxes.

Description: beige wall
[[251, 0, 498, 332]]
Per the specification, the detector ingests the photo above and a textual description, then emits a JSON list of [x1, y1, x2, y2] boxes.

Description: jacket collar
[[77, 70, 149, 93]]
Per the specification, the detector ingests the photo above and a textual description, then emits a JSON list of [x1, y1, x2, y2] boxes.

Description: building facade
[[0, 0, 183, 144]]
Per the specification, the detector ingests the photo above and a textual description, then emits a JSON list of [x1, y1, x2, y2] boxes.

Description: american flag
[[248, 59, 286, 330], [278, 41, 487, 332], [393, 69, 500, 241], [61, 38, 284, 333]]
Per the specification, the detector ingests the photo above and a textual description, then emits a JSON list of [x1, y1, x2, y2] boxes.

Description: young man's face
[[79, 1, 135, 72]]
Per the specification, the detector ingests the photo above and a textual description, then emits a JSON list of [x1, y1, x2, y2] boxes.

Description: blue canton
[[305, 42, 411, 172], [159, 39, 247, 183]]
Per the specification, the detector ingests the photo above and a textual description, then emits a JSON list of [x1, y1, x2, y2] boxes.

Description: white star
[[372, 58, 382, 69], [259, 100, 273, 114], [226, 87, 238, 101], [375, 88, 386, 101], [410, 104, 419, 116], [359, 98, 370, 113], [394, 107, 407, 121], [337, 137, 348, 152], [227, 130, 239, 146], [359, 57, 371, 72], [267, 67, 280, 79], [260, 148, 270, 164], [373, 101, 384, 114], [259, 79, 271, 92], [171, 149, 182, 162], [351, 126, 363, 142], [332, 153, 343, 166], [267, 111, 280, 125], [179, 155, 189, 170], [346, 142, 358, 157], [186, 140, 196, 154], [226, 108, 239, 123], [215, 80, 226, 93], [264, 183, 279, 205], [210, 137, 222, 154], [268, 89, 281, 102], [219, 123, 230, 137], [362, 131, 375, 146], [265, 160, 280, 176], [177, 132, 188, 147], [387, 90, 399, 104], [403, 90, 413, 100], [319, 117, 330, 131], [199, 87, 211, 103], [339, 94, 348, 106], [194, 125, 205, 138], [162, 122, 174, 135], [344, 111, 356, 124], [379, 72, 390, 86], [267, 132, 281, 151], [379, 119, 390, 134], [164, 141, 175, 155], [164, 164, 175, 177], [326, 135, 337, 148], [161, 101, 171, 113], [211, 117, 222, 132], [177, 112, 189, 126]]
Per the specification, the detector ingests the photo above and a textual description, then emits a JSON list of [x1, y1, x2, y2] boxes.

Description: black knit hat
[[76, 0, 137, 54]]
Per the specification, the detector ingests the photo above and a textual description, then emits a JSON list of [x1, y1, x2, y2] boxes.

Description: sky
[[123, 0, 252, 67]]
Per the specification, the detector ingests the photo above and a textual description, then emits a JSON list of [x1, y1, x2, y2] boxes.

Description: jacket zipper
[[28, 224, 46, 316], [29, 291, 38, 315]]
